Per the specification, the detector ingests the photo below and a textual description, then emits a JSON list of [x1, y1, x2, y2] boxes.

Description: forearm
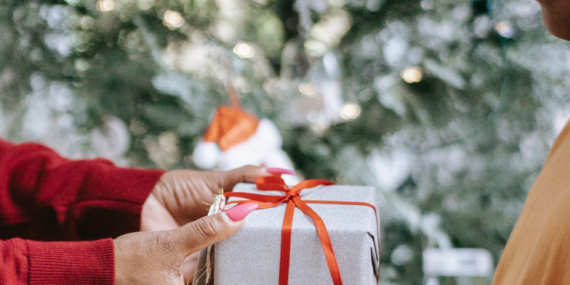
[[0, 138, 165, 240]]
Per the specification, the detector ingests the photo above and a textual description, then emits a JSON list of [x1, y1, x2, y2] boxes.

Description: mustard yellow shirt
[[493, 121, 570, 284]]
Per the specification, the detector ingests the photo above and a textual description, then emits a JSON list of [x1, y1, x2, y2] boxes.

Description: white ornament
[[193, 141, 221, 169], [193, 118, 299, 184]]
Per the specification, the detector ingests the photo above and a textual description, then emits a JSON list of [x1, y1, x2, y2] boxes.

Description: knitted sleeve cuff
[[27, 238, 115, 285]]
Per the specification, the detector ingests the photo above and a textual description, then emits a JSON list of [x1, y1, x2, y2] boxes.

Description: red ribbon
[[224, 176, 378, 285]]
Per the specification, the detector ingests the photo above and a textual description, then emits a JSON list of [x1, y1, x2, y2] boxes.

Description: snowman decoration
[[193, 88, 299, 184]]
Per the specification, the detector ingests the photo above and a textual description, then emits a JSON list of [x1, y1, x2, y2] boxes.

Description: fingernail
[[266, 167, 296, 176], [226, 203, 259, 221]]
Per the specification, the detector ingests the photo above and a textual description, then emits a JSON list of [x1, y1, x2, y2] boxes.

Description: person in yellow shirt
[[492, 1, 570, 284]]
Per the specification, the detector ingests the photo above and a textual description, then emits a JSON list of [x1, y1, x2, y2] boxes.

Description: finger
[[222, 165, 270, 191], [168, 203, 258, 256]]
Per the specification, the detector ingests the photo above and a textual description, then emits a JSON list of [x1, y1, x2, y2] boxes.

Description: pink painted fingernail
[[266, 167, 296, 176], [226, 203, 259, 221]]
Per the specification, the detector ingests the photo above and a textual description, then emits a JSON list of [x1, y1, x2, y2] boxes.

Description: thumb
[[169, 203, 259, 256]]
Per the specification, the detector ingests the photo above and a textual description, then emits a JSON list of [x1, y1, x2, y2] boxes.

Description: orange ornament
[[202, 106, 259, 151]]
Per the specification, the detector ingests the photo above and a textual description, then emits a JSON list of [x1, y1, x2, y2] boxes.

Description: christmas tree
[[2, 0, 570, 283]]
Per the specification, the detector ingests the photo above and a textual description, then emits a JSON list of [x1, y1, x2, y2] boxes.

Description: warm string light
[[495, 21, 514, 39], [401, 67, 423, 83], [298, 83, 316, 96], [97, 0, 115, 12], [163, 10, 185, 30], [340, 103, 362, 120], [311, 122, 328, 134], [233, 42, 255, 59]]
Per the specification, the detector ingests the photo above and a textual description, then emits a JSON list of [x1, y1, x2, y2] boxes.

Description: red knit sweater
[[0, 138, 165, 284]]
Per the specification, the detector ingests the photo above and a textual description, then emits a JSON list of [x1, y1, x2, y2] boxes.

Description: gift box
[[193, 177, 380, 285]]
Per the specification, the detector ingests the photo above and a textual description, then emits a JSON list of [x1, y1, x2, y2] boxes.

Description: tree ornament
[[193, 81, 299, 184]]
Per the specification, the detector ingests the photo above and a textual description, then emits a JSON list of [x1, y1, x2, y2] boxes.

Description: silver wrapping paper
[[214, 183, 380, 285]]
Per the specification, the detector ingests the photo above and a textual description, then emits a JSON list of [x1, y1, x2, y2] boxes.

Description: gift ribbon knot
[[224, 176, 379, 285]]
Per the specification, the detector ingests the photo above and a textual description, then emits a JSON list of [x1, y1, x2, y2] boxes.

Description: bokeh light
[[163, 10, 185, 30], [233, 42, 255, 59], [298, 83, 317, 97], [401, 67, 423, 83], [340, 103, 362, 120], [96, 0, 115, 12]]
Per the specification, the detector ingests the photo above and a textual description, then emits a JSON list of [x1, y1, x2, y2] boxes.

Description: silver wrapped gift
[[194, 182, 380, 285]]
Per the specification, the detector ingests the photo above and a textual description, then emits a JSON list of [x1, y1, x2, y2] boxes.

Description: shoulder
[[546, 119, 570, 163]]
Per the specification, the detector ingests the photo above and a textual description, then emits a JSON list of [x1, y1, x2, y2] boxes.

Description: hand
[[140, 165, 293, 282], [141, 165, 278, 232], [115, 203, 259, 285]]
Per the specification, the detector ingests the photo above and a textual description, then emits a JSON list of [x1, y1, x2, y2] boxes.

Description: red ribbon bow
[[224, 176, 378, 285]]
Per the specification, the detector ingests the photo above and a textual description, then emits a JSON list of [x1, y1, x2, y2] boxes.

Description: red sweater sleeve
[[1, 238, 115, 285], [0, 138, 165, 240], [0, 138, 165, 284]]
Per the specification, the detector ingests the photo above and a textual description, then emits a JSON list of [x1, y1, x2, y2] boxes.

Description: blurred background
[[2, 0, 570, 284]]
